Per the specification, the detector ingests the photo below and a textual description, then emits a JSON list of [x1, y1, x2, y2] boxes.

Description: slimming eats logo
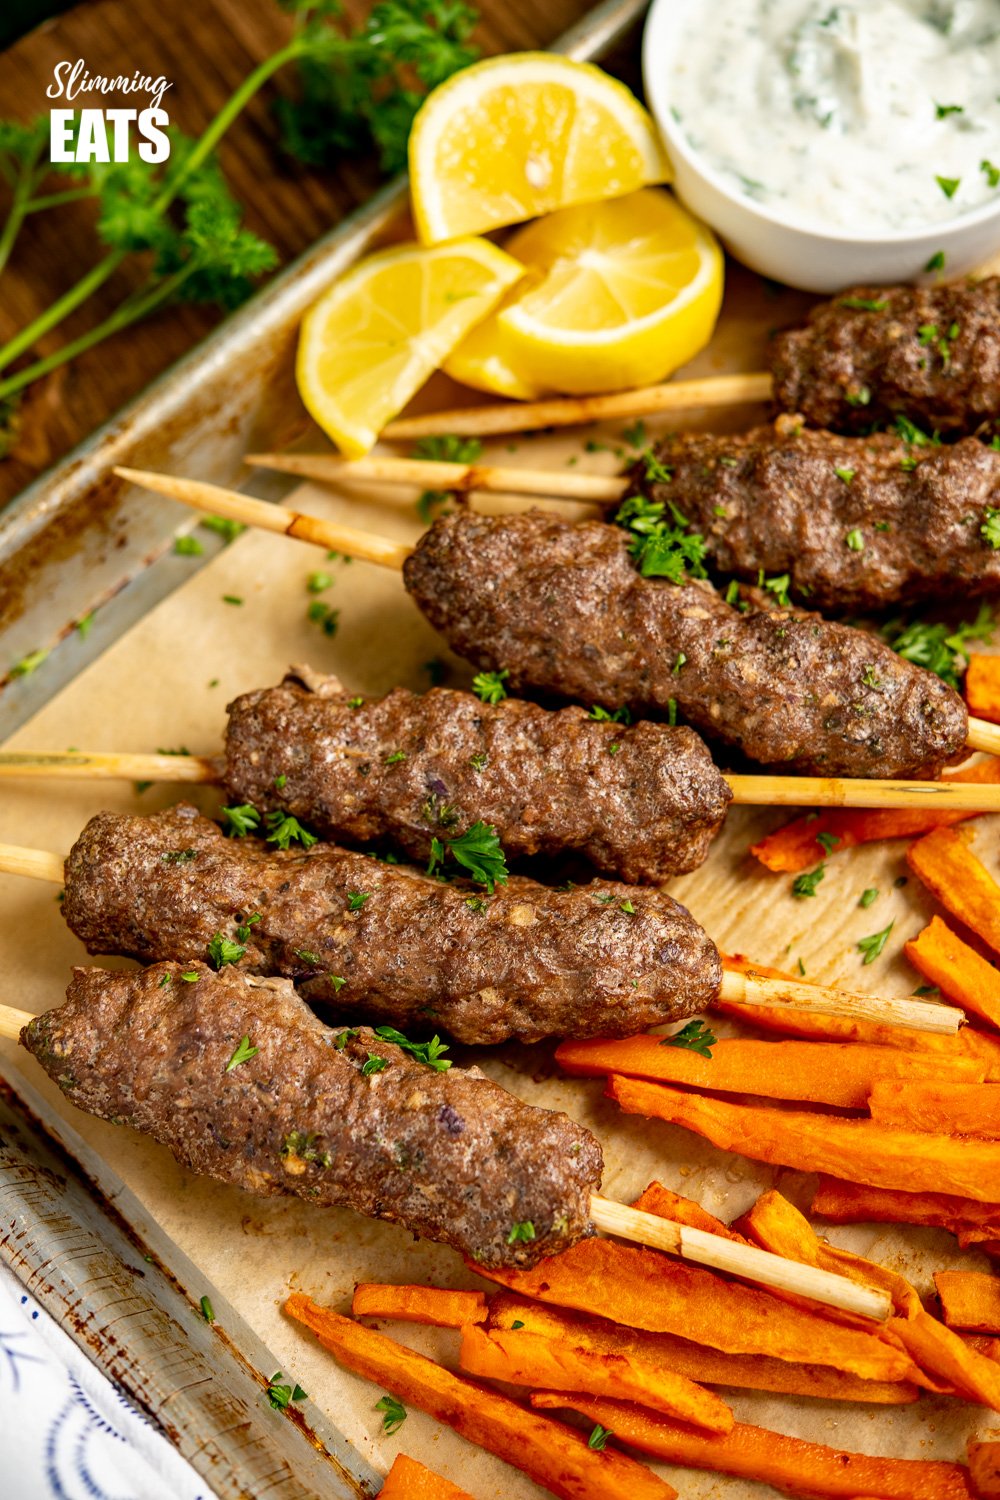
[[47, 59, 173, 163]]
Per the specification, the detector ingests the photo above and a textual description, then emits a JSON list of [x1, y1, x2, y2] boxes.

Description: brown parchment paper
[[2, 268, 998, 1497]]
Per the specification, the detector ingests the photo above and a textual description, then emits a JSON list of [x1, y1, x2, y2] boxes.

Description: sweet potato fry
[[529, 1393, 976, 1500], [486, 1293, 918, 1405], [966, 657, 1000, 722], [283, 1294, 677, 1500], [909, 828, 1000, 959], [556, 1033, 983, 1108], [961, 1236, 1000, 1258], [469, 1238, 913, 1382], [936, 1273, 1000, 1334], [607, 1074, 1000, 1202], [458, 1323, 733, 1433], [968, 1430, 1000, 1499], [630, 1183, 749, 1243], [742, 1191, 1000, 1408], [869, 1080, 1000, 1138], [380, 1454, 475, 1500], [750, 758, 1000, 874], [905, 917, 1000, 1031], [351, 1284, 488, 1328], [812, 1176, 1000, 1235]]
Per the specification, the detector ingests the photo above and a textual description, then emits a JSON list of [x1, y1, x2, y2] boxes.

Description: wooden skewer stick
[[113, 467, 1000, 765], [380, 371, 776, 442], [0, 840, 964, 1036], [5, 749, 1000, 817], [586, 1195, 888, 1320], [248, 452, 623, 504], [0, 992, 888, 1319]]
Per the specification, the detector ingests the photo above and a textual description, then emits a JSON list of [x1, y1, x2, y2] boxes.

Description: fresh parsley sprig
[[615, 492, 709, 583], [660, 1019, 716, 1058], [374, 1025, 451, 1071], [427, 820, 508, 892], [881, 604, 994, 689]]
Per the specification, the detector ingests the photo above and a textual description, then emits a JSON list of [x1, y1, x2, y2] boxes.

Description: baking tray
[[0, 3, 652, 1495]]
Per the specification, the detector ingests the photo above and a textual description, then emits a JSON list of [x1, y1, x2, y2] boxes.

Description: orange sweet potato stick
[[468, 1238, 914, 1383], [528, 1393, 976, 1500], [905, 917, 1000, 1031], [556, 1033, 984, 1108], [484, 1293, 918, 1405], [811, 1176, 1000, 1235], [458, 1323, 734, 1433], [380, 1454, 475, 1500], [352, 1285, 488, 1328], [750, 758, 1000, 874], [936, 1273, 1000, 1335], [967, 1431, 1000, 1499], [283, 1295, 677, 1500], [908, 828, 1000, 958], [966, 657, 1000, 723], [630, 1183, 750, 1243], [742, 1191, 1000, 1409], [606, 1074, 1000, 1202], [868, 1079, 1000, 1137]]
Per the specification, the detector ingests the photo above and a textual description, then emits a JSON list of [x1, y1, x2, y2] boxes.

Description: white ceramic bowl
[[642, 0, 1000, 293]]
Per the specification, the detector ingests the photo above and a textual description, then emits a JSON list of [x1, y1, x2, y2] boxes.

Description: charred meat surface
[[22, 962, 602, 1268], [403, 509, 967, 780], [628, 418, 1000, 611], [769, 279, 1000, 436], [225, 673, 732, 883], [61, 805, 720, 1045]]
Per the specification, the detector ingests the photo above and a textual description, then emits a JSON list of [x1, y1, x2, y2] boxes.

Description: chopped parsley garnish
[[672, 651, 687, 674], [589, 703, 631, 723], [472, 668, 508, 704], [329, 975, 347, 992], [199, 1295, 214, 1323], [925, 250, 946, 273], [347, 890, 370, 911], [375, 1395, 407, 1434], [281, 1131, 331, 1167], [858, 921, 894, 965], [427, 821, 508, 893], [236, 912, 261, 943], [859, 887, 879, 909], [180, 971, 199, 983], [619, 899, 636, 914], [307, 570, 332, 593], [333, 1028, 358, 1049], [414, 434, 482, 465], [845, 385, 871, 408], [759, 571, 792, 607], [845, 528, 864, 552], [893, 414, 937, 446], [9, 648, 48, 678], [667, 698, 678, 726], [861, 665, 882, 689], [225, 1035, 259, 1072], [265, 810, 318, 850], [374, 1025, 451, 1071], [660, 1019, 716, 1058], [384, 750, 407, 764], [469, 752, 488, 771], [76, 611, 95, 638], [201, 514, 246, 543], [982, 159, 1000, 188], [935, 175, 960, 199], [792, 865, 825, 899], [307, 601, 339, 636], [347, 696, 363, 709], [267, 1373, 307, 1411], [221, 803, 260, 837], [161, 848, 198, 864], [208, 932, 246, 968], [982, 508, 1000, 549], [294, 949, 322, 964], [511, 1319, 525, 1330], [222, 594, 243, 606], [507, 1221, 536, 1245], [816, 831, 841, 856], [465, 895, 488, 912], [834, 466, 855, 485], [622, 420, 647, 449], [839, 296, 887, 311], [881, 604, 994, 688], [174, 534, 204, 556], [361, 1053, 387, 1076], [588, 1424, 614, 1451], [615, 492, 708, 583], [935, 102, 963, 118], [273, 774, 287, 790]]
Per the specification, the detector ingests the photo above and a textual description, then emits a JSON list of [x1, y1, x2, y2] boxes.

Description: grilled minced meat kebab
[[62, 804, 719, 1045], [769, 278, 1000, 437], [22, 962, 602, 1268], [403, 509, 967, 780], [626, 417, 1000, 611], [224, 670, 732, 884]]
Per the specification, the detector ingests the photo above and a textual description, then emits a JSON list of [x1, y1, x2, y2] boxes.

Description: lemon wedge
[[468, 188, 723, 396], [409, 52, 670, 245], [443, 278, 552, 400], [296, 239, 523, 456]]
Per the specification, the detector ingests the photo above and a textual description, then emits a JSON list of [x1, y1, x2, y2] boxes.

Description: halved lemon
[[479, 188, 724, 395], [296, 239, 523, 456], [409, 52, 671, 246], [443, 277, 552, 400]]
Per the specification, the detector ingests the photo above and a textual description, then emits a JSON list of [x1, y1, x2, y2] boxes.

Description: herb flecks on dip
[[667, 0, 1000, 234]]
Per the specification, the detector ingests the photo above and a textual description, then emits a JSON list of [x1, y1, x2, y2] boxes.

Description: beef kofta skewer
[[10, 672, 1000, 885], [0, 806, 962, 1037], [370, 277, 1000, 442], [0, 962, 890, 1315], [114, 469, 1000, 775]]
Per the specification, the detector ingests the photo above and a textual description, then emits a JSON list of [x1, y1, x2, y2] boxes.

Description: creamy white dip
[[667, 0, 1000, 233]]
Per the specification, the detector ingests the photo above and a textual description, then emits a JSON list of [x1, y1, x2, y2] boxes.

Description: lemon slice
[[409, 52, 671, 245], [443, 278, 552, 400], [484, 188, 723, 395], [296, 239, 523, 456]]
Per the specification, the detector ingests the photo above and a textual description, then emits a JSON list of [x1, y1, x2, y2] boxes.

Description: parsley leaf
[[881, 604, 994, 688], [588, 1424, 614, 1451], [936, 175, 960, 199], [858, 921, 894, 965], [267, 1372, 307, 1411], [225, 1035, 259, 1072], [375, 1394, 407, 1434], [208, 932, 247, 968], [792, 864, 825, 899], [982, 508, 1000, 549], [347, 890, 370, 911], [472, 668, 508, 704], [839, 296, 887, 311], [221, 803, 260, 837], [427, 821, 508, 893], [264, 810, 319, 849], [589, 704, 631, 723], [660, 1019, 716, 1058], [859, 887, 879, 909], [361, 1053, 387, 1076], [615, 492, 709, 582], [507, 1221, 536, 1244], [815, 831, 841, 855], [374, 1025, 451, 1071]]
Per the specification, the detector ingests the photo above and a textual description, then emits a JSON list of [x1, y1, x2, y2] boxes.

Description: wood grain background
[[0, 0, 595, 505]]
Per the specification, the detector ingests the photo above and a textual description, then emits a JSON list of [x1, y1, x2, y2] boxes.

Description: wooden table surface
[[0, 0, 596, 506]]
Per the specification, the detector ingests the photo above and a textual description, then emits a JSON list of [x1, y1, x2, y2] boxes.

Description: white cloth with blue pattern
[[0, 1259, 210, 1500]]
